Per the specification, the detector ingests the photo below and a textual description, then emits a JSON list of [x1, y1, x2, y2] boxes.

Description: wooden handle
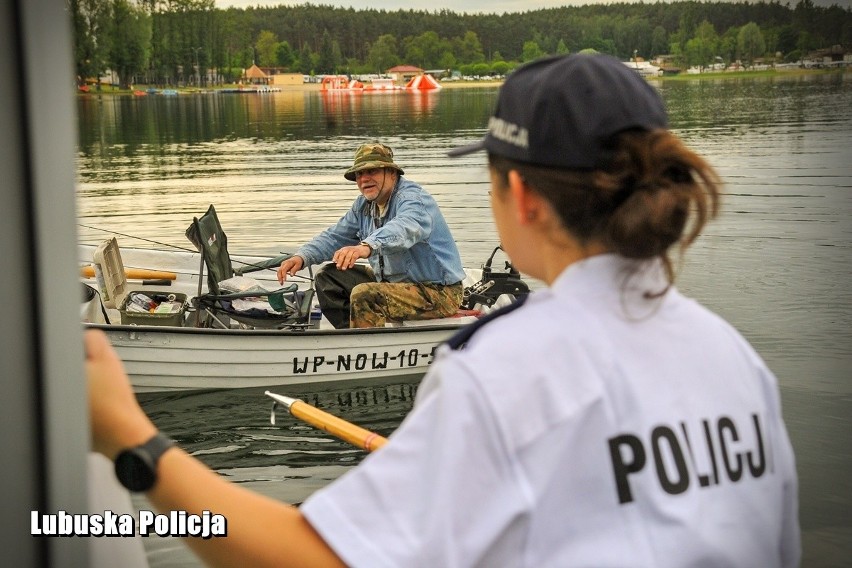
[[290, 400, 388, 452], [80, 265, 177, 281]]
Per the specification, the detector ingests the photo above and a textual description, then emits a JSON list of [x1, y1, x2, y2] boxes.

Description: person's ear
[[508, 170, 541, 225]]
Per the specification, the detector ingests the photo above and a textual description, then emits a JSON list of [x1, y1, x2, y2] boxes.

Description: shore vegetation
[[69, 0, 851, 90]]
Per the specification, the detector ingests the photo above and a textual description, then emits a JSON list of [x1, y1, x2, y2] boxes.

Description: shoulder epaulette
[[444, 295, 528, 350]]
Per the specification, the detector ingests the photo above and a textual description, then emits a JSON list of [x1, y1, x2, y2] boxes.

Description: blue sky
[[215, 0, 852, 12]]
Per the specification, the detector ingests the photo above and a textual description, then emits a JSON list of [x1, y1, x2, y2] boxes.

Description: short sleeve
[[301, 356, 529, 567]]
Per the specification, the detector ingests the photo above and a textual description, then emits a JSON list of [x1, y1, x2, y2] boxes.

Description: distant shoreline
[[78, 67, 848, 96]]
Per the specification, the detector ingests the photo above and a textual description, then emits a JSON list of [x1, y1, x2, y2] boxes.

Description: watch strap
[[139, 432, 174, 462], [114, 432, 174, 492]]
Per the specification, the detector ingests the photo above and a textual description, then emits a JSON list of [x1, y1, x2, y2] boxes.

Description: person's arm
[[298, 205, 365, 266], [85, 329, 345, 568]]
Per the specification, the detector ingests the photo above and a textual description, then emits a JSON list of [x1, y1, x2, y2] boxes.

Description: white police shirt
[[301, 254, 800, 567]]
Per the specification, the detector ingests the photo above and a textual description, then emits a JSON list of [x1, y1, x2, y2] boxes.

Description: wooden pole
[[80, 265, 177, 281], [265, 391, 388, 452]]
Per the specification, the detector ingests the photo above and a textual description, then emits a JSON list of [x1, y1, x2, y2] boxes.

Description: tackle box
[[91, 237, 188, 327], [118, 291, 188, 327]]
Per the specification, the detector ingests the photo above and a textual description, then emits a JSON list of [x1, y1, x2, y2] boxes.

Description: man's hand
[[277, 256, 304, 284], [332, 244, 371, 270]]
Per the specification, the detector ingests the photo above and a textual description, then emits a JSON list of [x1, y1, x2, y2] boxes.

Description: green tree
[[584, 37, 616, 55], [108, 0, 152, 88], [796, 30, 818, 55], [455, 31, 485, 64], [69, 0, 113, 84], [718, 27, 739, 65], [317, 29, 342, 73], [776, 25, 799, 58], [685, 20, 718, 69], [491, 60, 510, 75], [521, 40, 544, 62], [438, 51, 456, 72], [276, 40, 295, 69], [738, 22, 766, 65], [792, 0, 816, 35], [613, 16, 652, 60], [471, 62, 491, 76], [332, 39, 343, 73], [784, 49, 803, 63], [366, 34, 399, 73], [255, 30, 278, 67], [650, 26, 668, 58], [146, 0, 215, 86], [297, 43, 315, 74], [404, 31, 449, 69], [217, 7, 253, 82]]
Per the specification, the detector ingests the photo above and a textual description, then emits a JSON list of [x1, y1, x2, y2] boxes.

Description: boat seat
[[384, 309, 482, 328]]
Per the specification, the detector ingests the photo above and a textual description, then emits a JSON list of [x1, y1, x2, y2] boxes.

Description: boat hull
[[91, 323, 460, 393]]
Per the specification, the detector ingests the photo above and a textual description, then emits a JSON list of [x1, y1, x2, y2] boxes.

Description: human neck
[[536, 238, 608, 285], [373, 176, 397, 207]]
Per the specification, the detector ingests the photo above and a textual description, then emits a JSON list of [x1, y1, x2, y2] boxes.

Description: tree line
[[70, 0, 851, 88]]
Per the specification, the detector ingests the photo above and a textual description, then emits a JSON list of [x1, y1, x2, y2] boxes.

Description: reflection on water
[[78, 74, 852, 566], [319, 90, 442, 130], [138, 381, 418, 471]]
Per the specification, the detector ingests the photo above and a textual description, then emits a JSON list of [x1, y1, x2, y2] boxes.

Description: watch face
[[115, 450, 156, 492]]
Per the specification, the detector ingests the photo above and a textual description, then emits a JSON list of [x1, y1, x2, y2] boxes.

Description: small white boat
[[624, 59, 661, 77], [80, 242, 528, 393]]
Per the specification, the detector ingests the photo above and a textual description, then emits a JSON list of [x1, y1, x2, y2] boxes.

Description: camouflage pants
[[314, 264, 462, 329], [351, 280, 463, 328]]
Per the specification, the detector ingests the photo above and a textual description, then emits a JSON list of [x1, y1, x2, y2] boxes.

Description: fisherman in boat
[[276, 142, 466, 328], [85, 54, 799, 567]]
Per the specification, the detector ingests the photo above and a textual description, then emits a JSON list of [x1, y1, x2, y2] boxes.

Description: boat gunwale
[[84, 321, 470, 336]]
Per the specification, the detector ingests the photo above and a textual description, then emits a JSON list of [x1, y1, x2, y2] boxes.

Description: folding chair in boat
[[185, 204, 314, 329]]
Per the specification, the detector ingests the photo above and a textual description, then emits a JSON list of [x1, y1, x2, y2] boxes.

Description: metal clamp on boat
[[461, 245, 530, 310]]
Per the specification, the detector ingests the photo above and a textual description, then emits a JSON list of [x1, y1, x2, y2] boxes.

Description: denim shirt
[[296, 177, 466, 285]]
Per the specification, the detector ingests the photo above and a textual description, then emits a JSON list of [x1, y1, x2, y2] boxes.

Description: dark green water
[[77, 74, 852, 566]]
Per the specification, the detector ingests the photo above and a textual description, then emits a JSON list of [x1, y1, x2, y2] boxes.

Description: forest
[[69, 0, 852, 88]]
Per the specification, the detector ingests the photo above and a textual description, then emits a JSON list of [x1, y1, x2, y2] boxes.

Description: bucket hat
[[344, 142, 405, 181], [448, 54, 668, 169]]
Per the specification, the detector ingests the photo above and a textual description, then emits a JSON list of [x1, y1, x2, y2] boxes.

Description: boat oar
[[80, 265, 178, 281], [265, 391, 388, 452]]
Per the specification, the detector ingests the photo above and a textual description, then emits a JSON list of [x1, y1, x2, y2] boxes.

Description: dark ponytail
[[489, 129, 721, 286]]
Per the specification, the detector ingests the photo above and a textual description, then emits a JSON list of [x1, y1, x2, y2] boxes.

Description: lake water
[[76, 74, 852, 567]]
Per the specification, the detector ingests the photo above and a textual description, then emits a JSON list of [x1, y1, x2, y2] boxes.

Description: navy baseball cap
[[448, 54, 668, 169]]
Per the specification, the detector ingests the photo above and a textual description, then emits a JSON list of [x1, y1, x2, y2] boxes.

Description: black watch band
[[114, 432, 174, 492]]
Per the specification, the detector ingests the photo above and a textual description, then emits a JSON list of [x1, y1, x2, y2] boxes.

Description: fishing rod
[[265, 391, 388, 452], [78, 222, 313, 282], [78, 223, 193, 253]]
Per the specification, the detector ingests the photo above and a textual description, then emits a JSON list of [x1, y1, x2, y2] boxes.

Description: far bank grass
[[651, 67, 848, 81]]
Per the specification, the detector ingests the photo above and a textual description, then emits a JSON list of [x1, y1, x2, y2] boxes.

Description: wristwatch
[[359, 241, 373, 254], [114, 433, 174, 492]]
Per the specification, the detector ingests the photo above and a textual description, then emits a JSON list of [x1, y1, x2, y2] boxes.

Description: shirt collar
[[549, 254, 671, 311]]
